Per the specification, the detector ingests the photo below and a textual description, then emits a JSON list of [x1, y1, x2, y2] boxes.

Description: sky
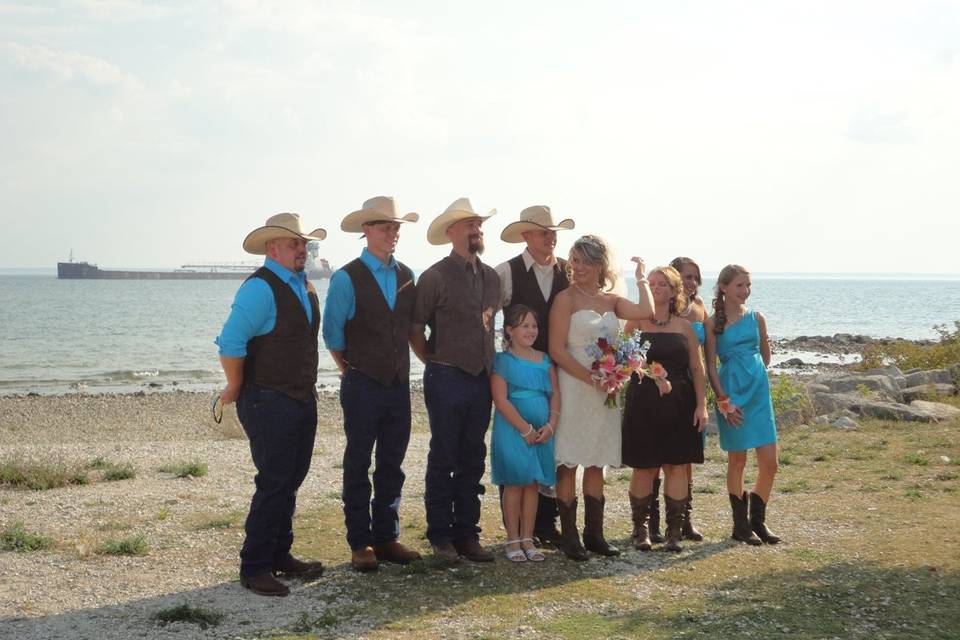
[[1, 0, 958, 274]]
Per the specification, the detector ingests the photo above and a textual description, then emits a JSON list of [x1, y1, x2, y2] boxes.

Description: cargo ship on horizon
[[57, 247, 334, 281]]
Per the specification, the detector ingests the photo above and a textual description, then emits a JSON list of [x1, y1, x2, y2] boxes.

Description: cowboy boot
[[729, 492, 763, 545], [749, 491, 782, 544], [682, 482, 704, 541], [557, 498, 589, 561], [582, 495, 621, 557], [649, 476, 664, 543], [628, 493, 653, 551], [663, 496, 685, 552]]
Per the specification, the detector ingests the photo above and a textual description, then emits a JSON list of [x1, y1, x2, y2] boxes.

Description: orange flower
[[649, 362, 667, 379]]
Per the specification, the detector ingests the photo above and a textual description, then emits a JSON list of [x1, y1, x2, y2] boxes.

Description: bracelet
[[545, 424, 555, 433], [549, 410, 560, 416], [637, 277, 648, 284], [523, 425, 535, 437]]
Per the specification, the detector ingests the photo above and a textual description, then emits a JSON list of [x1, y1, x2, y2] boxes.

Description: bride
[[548, 235, 654, 560]]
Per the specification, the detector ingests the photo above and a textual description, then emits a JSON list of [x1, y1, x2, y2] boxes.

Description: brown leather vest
[[243, 267, 320, 402], [342, 258, 416, 385]]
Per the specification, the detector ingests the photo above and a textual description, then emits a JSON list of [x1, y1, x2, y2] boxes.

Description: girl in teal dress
[[491, 305, 560, 562], [705, 265, 781, 546]]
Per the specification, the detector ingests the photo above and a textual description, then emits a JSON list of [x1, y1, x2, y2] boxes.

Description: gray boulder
[[812, 392, 940, 422], [815, 374, 902, 402], [831, 415, 862, 430], [901, 384, 956, 403], [858, 366, 906, 389], [909, 400, 960, 422], [904, 369, 954, 387]]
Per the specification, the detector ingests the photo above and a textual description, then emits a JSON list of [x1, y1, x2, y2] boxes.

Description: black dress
[[621, 332, 704, 468]]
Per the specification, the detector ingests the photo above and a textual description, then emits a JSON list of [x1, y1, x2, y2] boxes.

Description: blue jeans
[[340, 368, 412, 550], [423, 362, 492, 545], [236, 384, 317, 577]]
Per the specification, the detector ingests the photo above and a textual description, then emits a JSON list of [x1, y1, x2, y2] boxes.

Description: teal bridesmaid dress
[[490, 352, 557, 487], [715, 310, 777, 452]]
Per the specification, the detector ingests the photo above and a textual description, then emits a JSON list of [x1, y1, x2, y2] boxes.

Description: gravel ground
[[0, 391, 432, 639]]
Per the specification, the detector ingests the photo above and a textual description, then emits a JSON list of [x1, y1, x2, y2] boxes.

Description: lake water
[[2, 273, 959, 395]]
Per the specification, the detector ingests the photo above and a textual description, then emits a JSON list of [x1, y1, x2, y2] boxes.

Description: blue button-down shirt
[[322, 248, 399, 351], [215, 258, 313, 357]]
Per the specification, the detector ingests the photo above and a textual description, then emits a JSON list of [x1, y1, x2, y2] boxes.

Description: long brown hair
[[712, 264, 750, 335], [669, 256, 702, 311]]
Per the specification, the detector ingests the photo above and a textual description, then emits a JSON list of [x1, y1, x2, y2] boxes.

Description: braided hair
[[712, 264, 750, 335]]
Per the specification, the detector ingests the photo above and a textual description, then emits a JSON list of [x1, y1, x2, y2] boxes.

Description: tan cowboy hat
[[426, 197, 496, 245], [340, 196, 419, 233], [500, 205, 575, 243], [242, 213, 327, 255]]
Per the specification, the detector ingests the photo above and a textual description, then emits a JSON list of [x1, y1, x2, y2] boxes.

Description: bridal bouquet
[[585, 330, 651, 408]]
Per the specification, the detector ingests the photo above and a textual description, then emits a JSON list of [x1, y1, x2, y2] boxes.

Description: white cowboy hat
[[426, 197, 496, 246], [500, 205, 575, 243], [242, 212, 327, 255], [340, 196, 419, 233]]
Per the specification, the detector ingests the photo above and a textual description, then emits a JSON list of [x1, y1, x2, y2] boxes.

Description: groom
[[495, 205, 575, 546]]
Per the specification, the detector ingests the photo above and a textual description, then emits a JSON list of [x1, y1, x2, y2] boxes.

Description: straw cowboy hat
[[242, 213, 327, 255], [426, 197, 496, 245], [340, 196, 419, 233], [500, 205, 575, 243]]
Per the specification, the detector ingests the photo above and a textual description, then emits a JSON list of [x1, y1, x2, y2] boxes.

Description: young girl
[[490, 305, 561, 562], [704, 265, 781, 546]]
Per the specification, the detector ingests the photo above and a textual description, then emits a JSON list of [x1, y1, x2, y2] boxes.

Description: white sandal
[[504, 539, 527, 562], [521, 538, 545, 562]]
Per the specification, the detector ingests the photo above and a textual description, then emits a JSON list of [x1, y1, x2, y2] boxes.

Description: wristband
[[523, 425, 535, 437]]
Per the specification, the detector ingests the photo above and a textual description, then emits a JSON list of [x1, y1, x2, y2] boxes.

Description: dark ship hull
[[57, 262, 332, 280]]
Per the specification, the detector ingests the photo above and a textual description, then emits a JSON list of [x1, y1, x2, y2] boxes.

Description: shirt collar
[[263, 257, 305, 284], [448, 249, 483, 270], [360, 247, 397, 272], [522, 248, 558, 271]]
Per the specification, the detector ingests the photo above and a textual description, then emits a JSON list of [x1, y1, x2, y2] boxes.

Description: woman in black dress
[[621, 266, 708, 552]]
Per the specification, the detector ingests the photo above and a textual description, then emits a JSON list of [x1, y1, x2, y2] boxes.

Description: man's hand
[[220, 383, 241, 405]]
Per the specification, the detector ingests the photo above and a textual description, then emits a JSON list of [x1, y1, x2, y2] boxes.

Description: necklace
[[652, 313, 671, 327], [574, 283, 601, 298]]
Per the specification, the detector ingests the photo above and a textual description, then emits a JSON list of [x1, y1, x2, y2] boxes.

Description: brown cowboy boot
[[749, 492, 782, 544], [663, 496, 685, 552], [628, 492, 653, 551], [729, 492, 763, 545], [649, 476, 664, 543], [682, 482, 704, 541], [557, 498, 589, 561], [582, 495, 621, 557]]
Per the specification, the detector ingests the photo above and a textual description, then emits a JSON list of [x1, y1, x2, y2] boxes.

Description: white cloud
[[4, 42, 142, 90]]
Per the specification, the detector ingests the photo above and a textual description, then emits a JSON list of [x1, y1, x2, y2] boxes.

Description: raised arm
[[548, 292, 594, 385], [614, 257, 654, 321]]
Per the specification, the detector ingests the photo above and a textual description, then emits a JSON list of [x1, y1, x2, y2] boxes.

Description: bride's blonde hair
[[568, 235, 618, 292]]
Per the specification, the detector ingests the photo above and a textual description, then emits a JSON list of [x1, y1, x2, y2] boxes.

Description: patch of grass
[[692, 484, 719, 494], [191, 515, 236, 531], [96, 534, 148, 556], [1, 521, 52, 552], [779, 451, 795, 466], [880, 471, 903, 481], [101, 462, 136, 481], [812, 453, 831, 462], [87, 456, 110, 470], [0, 458, 89, 490], [779, 479, 811, 494], [935, 471, 958, 482], [905, 487, 926, 500], [290, 610, 338, 632], [155, 507, 170, 521], [153, 604, 224, 629], [905, 452, 930, 466], [158, 460, 208, 478]]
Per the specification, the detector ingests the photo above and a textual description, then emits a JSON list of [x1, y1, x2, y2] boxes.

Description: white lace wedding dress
[[554, 310, 623, 468]]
